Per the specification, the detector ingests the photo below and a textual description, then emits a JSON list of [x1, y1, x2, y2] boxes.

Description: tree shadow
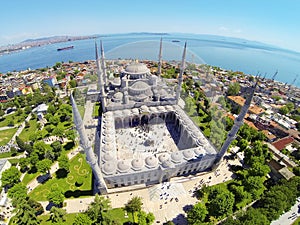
[[37, 173, 50, 183], [183, 204, 193, 213], [64, 190, 93, 198], [55, 169, 68, 179], [45, 202, 56, 211], [63, 141, 75, 151], [172, 213, 187, 225]]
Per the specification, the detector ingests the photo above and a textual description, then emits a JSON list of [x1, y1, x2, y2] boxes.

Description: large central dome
[[124, 63, 150, 74]]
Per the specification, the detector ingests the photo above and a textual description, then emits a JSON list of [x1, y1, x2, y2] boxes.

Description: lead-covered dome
[[117, 160, 130, 173], [102, 162, 117, 175], [171, 151, 183, 163], [125, 63, 150, 74]]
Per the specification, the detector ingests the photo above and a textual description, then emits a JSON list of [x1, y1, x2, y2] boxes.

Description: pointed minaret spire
[[70, 93, 107, 193], [100, 40, 107, 86], [176, 42, 187, 103], [214, 78, 258, 166], [95, 41, 106, 112], [157, 38, 163, 79], [95, 41, 102, 91]]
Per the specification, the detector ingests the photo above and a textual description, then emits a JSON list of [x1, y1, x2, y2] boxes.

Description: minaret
[[176, 42, 187, 104], [100, 40, 107, 86], [70, 94, 108, 194], [157, 38, 163, 79], [95, 41, 106, 111], [214, 79, 259, 166]]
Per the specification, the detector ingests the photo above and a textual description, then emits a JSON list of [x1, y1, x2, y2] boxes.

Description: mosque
[[71, 39, 256, 194]]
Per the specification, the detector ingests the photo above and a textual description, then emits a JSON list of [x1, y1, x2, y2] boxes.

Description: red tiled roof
[[272, 136, 294, 151]]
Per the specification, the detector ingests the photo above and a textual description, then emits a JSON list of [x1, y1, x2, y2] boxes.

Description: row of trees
[[72, 195, 155, 225]]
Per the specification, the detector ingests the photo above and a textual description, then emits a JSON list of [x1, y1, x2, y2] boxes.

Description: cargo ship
[[57, 46, 74, 51]]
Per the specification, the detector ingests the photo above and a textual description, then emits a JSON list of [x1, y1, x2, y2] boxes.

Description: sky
[[1, 0, 300, 52]]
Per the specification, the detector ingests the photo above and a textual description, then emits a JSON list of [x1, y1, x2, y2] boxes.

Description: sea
[[1, 33, 300, 87]]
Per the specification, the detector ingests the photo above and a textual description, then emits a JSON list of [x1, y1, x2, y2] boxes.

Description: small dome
[[194, 147, 204, 156], [171, 151, 182, 163], [166, 105, 174, 111], [117, 161, 130, 173], [145, 156, 158, 168], [103, 153, 114, 162], [158, 154, 169, 163], [131, 158, 144, 171], [103, 135, 113, 143], [130, 81, 150, 91], [102, 143, 113, 152], [183, 150, 194, 160], [125, 63, 150, 74], [102, 162, 117, 175], [123, 109, 131, 116], [131, 108, 139, 114]]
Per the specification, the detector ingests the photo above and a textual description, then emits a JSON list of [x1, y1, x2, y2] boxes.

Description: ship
[[172, 40, 180, 43], [57, 46, 74, 51]]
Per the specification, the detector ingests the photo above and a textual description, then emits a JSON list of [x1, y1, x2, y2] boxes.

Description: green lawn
[[29, 153, 92, 201], [19, 119, 39, 142], [0, 112, 26, 127], [36, 208, 134, 225], [77, 105, 85, 118], [93, 103, 100, 117], [22, 171, 40, 185], [38, 212, 77, 225], [0, 128, 18, 146]]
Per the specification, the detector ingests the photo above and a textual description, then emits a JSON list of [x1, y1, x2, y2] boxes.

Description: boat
[[57, 46, 74, 51], [172, 40, 180, 43]]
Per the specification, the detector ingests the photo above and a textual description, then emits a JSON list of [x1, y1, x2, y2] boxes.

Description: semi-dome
[[158, 153, 169, 163], [102, 162, 117, 175], [183, 150, 194, 160], [125, 63, 150, 74], [171, 151, 183, 163], [131, 158, 144, 171], [130, 81, 150, 91], [117, 161, 130, 173], [145, 156, 158, 168]]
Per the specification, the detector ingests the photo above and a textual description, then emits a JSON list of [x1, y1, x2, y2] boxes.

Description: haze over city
[[1, 0, 300, 52]]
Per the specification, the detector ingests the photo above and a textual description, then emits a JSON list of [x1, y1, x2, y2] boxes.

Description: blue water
[[1, 33, 300, 87]]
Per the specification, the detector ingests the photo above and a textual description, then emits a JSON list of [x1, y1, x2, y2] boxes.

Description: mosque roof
[[125, 63, 150, 74]]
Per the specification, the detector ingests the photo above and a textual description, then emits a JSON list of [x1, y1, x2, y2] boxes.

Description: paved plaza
[[115, 123, 179, 160]]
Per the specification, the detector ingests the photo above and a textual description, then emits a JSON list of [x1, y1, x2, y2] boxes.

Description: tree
[[1, 166, 21, 188], [243, 176, 265, 199], [125, 196, 143, 223], [248, 162, 271, 177], [227, 82, 240, 96], [86, 194, 111, 223], [16, 136, 26, 151], [50, 206, 66, 224], [12, 199, 39, 225], [69, 79, 77, 88], [47, 187, 65, 207], [36, 158, 52, 175], [206, 186, 234, 219], [51, 141, 62, 153], [238, 208, 269, 225], [58, 153, 70, 172], [137, 211, 155, 225], [7, 183, 27, 200], [33, 141, 48, 159], [19, 158, 29, 172], [187, 202, 208, 224], [73, 213, 92, 225]]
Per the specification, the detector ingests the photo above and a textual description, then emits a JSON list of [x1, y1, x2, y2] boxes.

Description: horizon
[[1, 0, 300, 52]]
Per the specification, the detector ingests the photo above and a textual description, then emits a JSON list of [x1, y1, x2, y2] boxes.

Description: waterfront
[[1, 33, 300, 87]]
